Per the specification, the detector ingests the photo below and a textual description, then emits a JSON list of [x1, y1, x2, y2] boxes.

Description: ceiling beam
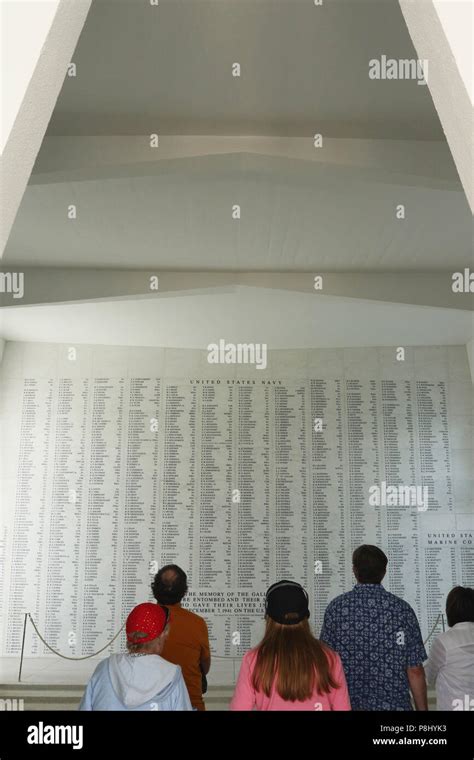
[[0, 268, 472, 311], [0, 0, 92, 259], [31, 136, 461, 186], [399, 0, 473, 211]]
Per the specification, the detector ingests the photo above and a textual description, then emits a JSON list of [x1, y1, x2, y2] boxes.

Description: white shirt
[[425, 622, 474, 710]]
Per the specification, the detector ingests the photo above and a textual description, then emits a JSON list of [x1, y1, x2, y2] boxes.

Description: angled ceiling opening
[[3, 0, 471, 273]]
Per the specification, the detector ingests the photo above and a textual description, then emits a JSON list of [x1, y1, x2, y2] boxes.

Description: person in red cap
[[79, 603, 192, 711]]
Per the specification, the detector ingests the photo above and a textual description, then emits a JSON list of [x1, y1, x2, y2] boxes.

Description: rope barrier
[[422, 612, 445, 647], [25, 614, 241, 661], [27, 614, 125, 661], [25, 610, 443, 660]]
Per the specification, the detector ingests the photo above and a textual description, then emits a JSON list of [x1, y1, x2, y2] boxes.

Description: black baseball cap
[[265, 580, 310, 625]]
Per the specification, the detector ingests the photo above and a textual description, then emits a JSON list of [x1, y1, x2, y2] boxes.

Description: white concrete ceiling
[[3, 0, 471, 272], [46, 0, 444, 140], [4, 152, 472, 270], [1, 289, 472, 348]]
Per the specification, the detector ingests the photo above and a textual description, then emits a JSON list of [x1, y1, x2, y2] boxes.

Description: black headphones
[[265, 580, 310, 622]]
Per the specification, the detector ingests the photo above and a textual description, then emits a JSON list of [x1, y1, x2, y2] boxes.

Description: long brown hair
[[252, 618, 339, 701]]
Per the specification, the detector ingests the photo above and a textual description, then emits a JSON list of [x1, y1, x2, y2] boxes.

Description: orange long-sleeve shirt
[[161, 603, 210, 711]]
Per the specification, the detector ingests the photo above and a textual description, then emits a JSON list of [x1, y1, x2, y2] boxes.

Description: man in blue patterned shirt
[[320, 545, 428, 710]]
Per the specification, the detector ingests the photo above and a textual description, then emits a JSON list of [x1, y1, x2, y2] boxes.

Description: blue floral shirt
[[320, 584, 427, 710]]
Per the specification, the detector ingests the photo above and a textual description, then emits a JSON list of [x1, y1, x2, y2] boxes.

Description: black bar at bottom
[[0, 710, 472, 758]]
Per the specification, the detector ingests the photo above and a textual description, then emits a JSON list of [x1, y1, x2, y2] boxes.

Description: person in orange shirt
[[152, 565, 211, 711]]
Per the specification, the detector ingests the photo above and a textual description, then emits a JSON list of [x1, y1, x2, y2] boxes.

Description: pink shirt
[[230, 648, 351, 711]]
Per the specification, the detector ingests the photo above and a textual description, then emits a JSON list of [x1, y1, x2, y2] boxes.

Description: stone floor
[[0, 657, 437, 711], [0, 656, 237, 710]]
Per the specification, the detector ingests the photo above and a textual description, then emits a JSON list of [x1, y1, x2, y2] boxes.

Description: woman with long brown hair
[[230, 581, 351, 710]]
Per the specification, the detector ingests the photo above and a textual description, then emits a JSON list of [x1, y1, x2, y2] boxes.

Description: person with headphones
[[230, 581, 351, 710]]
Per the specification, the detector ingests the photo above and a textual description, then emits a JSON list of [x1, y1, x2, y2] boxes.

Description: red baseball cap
[[126, 603, 169, 644]]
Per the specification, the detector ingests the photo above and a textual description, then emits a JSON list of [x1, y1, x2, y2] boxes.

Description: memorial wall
[[0, 341, 472, 675]]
